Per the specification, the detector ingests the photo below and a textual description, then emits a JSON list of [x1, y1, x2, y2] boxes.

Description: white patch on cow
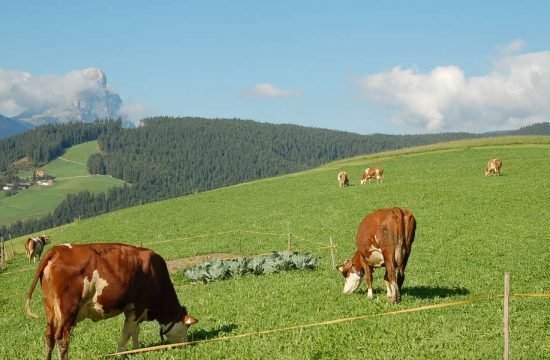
[[367, 288, 374, 299], [385, 280, 392, 297], [367, 246, 384, 267], [62, 243, 72, 248], [76, 270, 109, 322], [342, 272, 362, 294]]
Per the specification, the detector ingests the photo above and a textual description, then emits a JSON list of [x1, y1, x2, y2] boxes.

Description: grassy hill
[[1, 136, 549, 359], [0, 141, 124, 227]]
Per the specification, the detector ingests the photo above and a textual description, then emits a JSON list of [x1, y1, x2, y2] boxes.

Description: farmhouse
[[36, 179, 54, 186]]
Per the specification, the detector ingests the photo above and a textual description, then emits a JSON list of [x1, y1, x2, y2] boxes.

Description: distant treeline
[[2, 117, 549, 238]]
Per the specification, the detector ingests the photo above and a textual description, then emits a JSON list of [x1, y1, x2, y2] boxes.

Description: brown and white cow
[[360, 167, 384, 184], [25, 243, 198, 360], [337, 171, 349, 187], [24, 235, 50, 264], [337, 208, 416, 304], [485, 158, 502, 176]]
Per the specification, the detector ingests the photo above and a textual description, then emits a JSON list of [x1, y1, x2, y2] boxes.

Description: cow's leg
[[384, 252, 401, 304], [385, 263, 400, 304], [119, 314, 141, 351], [45, 321, 56, 360], [55, 321, 73, 360], [131, 323, 141, 349], [397, 267, 406, 293], [384, 271, 392, 298], [365, 266, 374, 299]]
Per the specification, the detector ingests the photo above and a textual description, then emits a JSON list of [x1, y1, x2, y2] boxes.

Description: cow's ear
[[183, 314, 198, 326], [336, 265, 344, 272]]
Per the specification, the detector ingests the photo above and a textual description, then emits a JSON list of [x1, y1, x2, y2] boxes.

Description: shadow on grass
[[143, 323, 240, 349], [189, 323, 239, 342], [354, 285, 469, 300], [403, 285, 469, 299]]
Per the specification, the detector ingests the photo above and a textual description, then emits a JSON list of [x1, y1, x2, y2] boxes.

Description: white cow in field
[[24, 235, 50, 264], [337, 171, 349, 187], [360, 167, 384, 184], [485, 159, 502, 176]]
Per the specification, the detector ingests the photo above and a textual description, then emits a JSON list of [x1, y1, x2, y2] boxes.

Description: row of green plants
[[183, 251, 317, 283]]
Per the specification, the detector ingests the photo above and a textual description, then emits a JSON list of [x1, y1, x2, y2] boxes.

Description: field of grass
[[0, 141, 124, 227], [1, 136, 548, 359]]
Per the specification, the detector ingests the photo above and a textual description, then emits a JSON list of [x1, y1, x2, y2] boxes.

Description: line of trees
[[3, 117, 548, 238]]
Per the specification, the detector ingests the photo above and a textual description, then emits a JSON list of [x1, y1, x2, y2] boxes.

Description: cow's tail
[[24, 249, 53, 320], [393, 208, 406, 269], [393, 208, 416, 270], [402, 209, 417, 270]]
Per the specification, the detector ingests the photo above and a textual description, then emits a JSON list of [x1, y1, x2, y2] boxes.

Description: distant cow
[[337, 208, 416, 304], [337, 171, 349, 187], [360, 167, 384, 184], [24, 235, 50, 264], [485, 158, 502, 176], [25, 243, 198, 360]]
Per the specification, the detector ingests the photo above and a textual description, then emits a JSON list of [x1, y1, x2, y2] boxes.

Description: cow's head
[[337, 259, 364, 294], [163, 310, 198, 343], [40, 234, 51, 244]]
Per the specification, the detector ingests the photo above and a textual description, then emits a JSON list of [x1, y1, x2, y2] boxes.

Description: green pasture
[[1, 136, 549, 359], [0, 141, 123, 227], [39, 140, 100, 178]]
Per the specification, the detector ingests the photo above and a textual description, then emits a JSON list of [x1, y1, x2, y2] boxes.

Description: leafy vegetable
[[183, 251, 317, 283]]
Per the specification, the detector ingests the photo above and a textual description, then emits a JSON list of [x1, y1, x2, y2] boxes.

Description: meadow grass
[[0, 141, 123, 227], [1, 136, 549, 359]]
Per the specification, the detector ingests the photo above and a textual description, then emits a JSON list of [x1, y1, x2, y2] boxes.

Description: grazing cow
[[24, 235, 50, 264], [337, 171, 349, 187], [360, 167, 384, 184], [485, 158, 502, 176], [337, 207, 416, 304], [25, 243, 198, 360]]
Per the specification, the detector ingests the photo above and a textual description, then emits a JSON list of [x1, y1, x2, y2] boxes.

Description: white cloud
[[498, 39, 525, 56], [243, 83, 301, 98], [358, 50, 550, 132], [0, 67, 110, 117], [119, 101, 156, 123]]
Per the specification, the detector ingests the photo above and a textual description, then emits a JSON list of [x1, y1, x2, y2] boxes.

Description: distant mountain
[[0, 115, 34, 139], [12, 68, 123, 127]]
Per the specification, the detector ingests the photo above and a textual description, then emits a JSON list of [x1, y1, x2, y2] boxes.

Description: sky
[[1, 0, 549, 134]]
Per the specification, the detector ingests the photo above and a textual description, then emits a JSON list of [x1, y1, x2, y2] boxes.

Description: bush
[[183, 251, 317, 283]]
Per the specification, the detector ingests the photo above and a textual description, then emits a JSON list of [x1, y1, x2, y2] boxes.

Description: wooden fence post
[[0, 236, 4, 267], [504, 272, 510, 360], [329, 236, 336, 269], [9, 239, 14, 260]]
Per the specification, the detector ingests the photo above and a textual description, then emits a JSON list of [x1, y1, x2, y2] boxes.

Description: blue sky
[[1, 1, 549, 134]]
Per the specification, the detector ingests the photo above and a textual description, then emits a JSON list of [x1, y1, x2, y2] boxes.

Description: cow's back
[[39, 243, 170, 321], [356, 208, 415, 267]]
